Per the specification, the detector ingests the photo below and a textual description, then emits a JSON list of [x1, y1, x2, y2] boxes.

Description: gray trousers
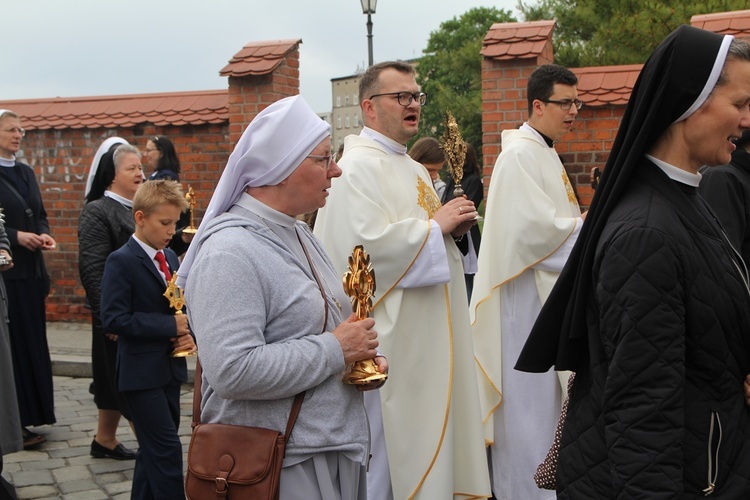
[[280, 452, 367, 500]]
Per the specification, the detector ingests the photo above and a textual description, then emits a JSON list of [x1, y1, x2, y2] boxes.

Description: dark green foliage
[[518, 0, 749, 67], [415, 7, 517, 157]]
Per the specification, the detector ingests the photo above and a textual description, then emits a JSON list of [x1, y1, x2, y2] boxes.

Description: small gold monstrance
[[440, 111, 468, 198], [183, 186, 198, 235], [342, 245, 387, 385], [164, 273, 196, 357]]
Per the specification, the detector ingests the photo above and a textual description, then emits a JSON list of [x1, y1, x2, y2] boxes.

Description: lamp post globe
[[360, 0, 377, 67]]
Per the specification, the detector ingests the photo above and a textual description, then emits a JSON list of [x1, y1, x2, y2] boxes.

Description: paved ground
[[1, 322, 196, 499]]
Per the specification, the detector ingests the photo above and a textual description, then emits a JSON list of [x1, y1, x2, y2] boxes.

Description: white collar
[[360, 127, 408, 155], [103, 190, 134, 208], [0, 155, 16, 167], [645, 154, 702, 187]]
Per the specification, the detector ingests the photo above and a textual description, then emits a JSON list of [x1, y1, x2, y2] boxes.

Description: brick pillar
[[226, 48, 301, 146], [481, 51, 552, 193]]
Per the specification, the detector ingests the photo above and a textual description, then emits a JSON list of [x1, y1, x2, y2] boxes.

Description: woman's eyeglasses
[[2, 127, 25, 137], [306, 153, 336, 169]]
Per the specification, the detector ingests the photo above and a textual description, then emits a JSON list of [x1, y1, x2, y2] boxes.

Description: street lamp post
[[360, 0, 377, 67]]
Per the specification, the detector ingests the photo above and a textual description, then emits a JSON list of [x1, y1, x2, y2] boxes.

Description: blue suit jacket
[[101, 237, 187, 391]]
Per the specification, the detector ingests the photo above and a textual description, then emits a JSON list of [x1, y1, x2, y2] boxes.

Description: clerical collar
[[645, 154, 702, 187], [236, 192, 297, 228], [103, 190, 134, 208], [0, 155, 16, 167], [521, 123, 554, 147], [361, 127, 407, 156]]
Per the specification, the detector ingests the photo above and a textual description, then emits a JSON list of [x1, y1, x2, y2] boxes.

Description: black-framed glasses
[[369, 91, 427, 107], [2, 127, 25, 137], [540, 98, 583, 110], [306, 153, 336, 170]]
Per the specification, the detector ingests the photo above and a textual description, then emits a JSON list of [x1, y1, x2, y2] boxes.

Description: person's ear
[[361, 98, 376, 118], [531, 99, 545, 117], [134, 210, 146, 226]]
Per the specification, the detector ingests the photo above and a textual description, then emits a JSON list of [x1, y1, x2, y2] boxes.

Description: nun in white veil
[[182, 95, 386, 499]]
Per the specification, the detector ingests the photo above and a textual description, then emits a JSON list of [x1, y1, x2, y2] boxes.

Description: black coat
[[78, 196, 135, 329], [558, 162, 750, 498], [0, 162, 49, 282]]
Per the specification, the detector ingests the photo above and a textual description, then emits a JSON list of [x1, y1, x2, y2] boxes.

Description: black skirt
[[6, 277, 55, 427]]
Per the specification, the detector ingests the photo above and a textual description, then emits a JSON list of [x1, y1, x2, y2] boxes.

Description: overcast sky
[[3, 0, 520, 113]]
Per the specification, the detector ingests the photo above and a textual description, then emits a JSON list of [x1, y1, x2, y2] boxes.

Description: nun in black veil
[[78, 139, 138, 461], [516, 26, 750, 497]]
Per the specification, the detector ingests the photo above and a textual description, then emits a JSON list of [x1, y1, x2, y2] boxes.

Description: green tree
[[518, 0, 749, 67], [416, 7, 516, 156]]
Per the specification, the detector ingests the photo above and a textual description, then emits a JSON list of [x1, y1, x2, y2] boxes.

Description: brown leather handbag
[[184, 360, 304, 500]]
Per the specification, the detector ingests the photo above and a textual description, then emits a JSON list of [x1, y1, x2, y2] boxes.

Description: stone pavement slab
[[2, 376, 195, 499]]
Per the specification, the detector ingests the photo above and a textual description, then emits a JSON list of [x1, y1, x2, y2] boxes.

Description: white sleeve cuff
[[397, 220, 451, 288]]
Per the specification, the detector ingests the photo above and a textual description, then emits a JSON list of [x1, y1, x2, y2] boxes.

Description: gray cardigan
[[185, 202, 368, 467]]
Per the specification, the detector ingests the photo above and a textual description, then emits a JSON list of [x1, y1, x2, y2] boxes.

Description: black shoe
[[90, 439, 137, 460]]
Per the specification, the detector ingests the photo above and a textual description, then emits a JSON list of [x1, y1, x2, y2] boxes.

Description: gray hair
[[0, 110, 19, 121], [113, 144, 141, 169], [716, 38, 750, 88], [0, 110, 19, 128]]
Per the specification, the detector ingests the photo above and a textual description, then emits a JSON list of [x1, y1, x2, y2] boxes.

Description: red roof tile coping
[[482, 20, 555, 61], [220, 39, 302, 78], [0, 90, 228, 130], [691, 10, 750, 36], [572, 65, 643, 107]]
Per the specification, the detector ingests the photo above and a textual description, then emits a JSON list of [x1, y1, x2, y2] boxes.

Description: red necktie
[[155, 251, 172, 282]]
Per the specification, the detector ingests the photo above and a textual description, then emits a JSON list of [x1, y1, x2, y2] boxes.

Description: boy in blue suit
[[101, 180, 195, 499]]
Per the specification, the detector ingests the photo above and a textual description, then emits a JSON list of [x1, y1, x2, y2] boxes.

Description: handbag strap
[[191, 361, 202, 429], [0, 173, 34, 222], [296, 227, 330, 329]]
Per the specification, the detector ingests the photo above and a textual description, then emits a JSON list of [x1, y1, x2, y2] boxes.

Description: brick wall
[[21, 124, 231, 321], [227, 49, 300, 144], [481, 59, 542, 182], [17, 46, 301, 322], [560, 106, 625, 208]]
